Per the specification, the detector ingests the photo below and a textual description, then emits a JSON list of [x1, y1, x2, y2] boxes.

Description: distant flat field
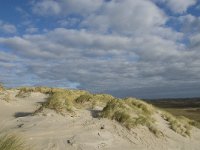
[[163, 108, 200, 122], [146, 98, 200, 122]]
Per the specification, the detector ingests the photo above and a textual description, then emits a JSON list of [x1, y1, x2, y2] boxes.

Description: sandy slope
[[0, 90, 200, 150]]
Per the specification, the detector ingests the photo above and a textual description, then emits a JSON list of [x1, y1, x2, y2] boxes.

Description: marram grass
[[15, 86, 199, 137], [161, 111, 192, 137], [100, 99, 163, 137], [0, 83, 4, 92], [0, 134, 26, 150]]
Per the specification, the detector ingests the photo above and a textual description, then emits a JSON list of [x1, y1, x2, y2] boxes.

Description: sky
[[0, 0, 200, 99]]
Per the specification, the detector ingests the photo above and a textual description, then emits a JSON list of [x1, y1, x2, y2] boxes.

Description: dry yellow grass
[[161, 111, 192, 136], [0, 83, 4, 92], [43, 91, 74, 113], [75, 93, 114, 108], [2, 93, 11, 102], [0, 134, 27, 150], [15, 86, 197, 138], [33, 88, 89, 114], [100, 99, 162, 137]]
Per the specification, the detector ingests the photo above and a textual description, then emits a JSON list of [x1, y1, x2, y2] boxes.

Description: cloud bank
[[0, 0, 200, 98]]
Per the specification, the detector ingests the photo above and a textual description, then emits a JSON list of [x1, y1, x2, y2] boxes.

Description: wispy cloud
[[0, 20, 16, 34]]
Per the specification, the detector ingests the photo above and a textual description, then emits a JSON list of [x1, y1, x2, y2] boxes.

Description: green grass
[[0, 134, 26, 150]]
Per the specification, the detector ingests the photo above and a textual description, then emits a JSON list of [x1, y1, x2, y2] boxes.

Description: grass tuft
[[3, 93, 11, 102], [100, 99, 161, 137], [0, 134, 26, 150], [124, 98, 155, 115], [0, 83, 4, 92], [16, 90, 31, 98], [43, 91, 73, 113], [16, 86, 196, 138], [75, 94, 93, 104], [188, 120, 200, 129], [161, 111, 192, 137]]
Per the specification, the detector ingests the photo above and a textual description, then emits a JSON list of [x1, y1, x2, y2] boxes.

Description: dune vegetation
[[0, 83, 4, 92], [161, 111, 193, 136], [15, 86, 199, 137], [100, 98, 162, 137], [0, 134, 26, 150], [2, 93, 11, 102], [0, 84, 11, 102]]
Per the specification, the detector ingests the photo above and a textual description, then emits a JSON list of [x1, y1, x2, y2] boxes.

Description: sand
[[0, 89, 200, 150]]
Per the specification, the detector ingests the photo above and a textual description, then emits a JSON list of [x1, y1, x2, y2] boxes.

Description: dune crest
[[0, 87, 200, 150]]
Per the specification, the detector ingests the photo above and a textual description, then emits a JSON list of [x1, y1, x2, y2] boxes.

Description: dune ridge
[[0, 87, 200, 150]]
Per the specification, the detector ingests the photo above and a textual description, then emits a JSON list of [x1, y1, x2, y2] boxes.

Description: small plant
[[0, 134, 26, 150]]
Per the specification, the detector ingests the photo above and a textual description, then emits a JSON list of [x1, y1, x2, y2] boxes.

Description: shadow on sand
[[14, 112, 32, 118]]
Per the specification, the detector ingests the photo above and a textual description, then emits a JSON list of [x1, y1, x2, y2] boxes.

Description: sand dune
[[0, 89, 200, 150]]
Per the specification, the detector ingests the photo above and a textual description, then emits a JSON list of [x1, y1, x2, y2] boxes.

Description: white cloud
[[153, 0, 197, 13], [32, 0, 103, 16], [0, 51, 18, 62], [32, 0, 61, 16], [167, 0, 197, 13], [189, 33, 200, 51], [58, 18, 81, 27], [0, 0, 199, 98], [0, 20, 17, 33], [178, 14, 200, 34], [0, 27, 199, 94], [25, 27, 38, 33], [82, 0, 167, 35]]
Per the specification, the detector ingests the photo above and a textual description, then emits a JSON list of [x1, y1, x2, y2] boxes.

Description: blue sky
[[0, 0, 200, 98]]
